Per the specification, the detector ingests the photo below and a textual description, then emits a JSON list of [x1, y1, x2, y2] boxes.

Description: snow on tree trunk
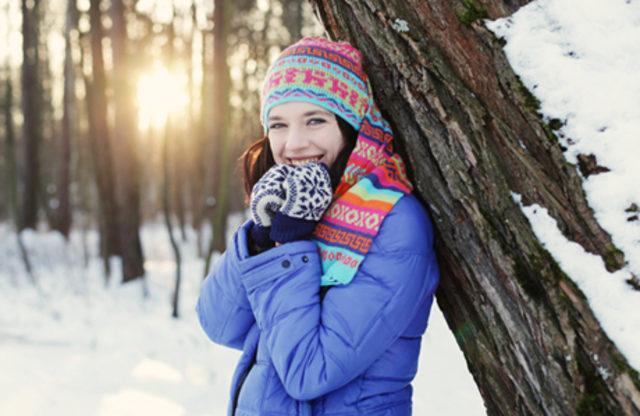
[[310, 0, 640, 414]]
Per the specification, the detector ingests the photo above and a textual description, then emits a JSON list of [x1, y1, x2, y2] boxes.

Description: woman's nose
[[284, 128, 310, 152]]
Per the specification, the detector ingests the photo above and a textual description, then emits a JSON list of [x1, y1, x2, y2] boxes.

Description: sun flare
[[136, 64, 189, 130]]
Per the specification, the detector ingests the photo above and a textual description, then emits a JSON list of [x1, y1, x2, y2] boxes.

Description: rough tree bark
[[310, 1, 640, 415]]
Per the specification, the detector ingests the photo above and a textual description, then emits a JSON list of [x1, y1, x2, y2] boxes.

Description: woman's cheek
[[268, 137, 283, 163]]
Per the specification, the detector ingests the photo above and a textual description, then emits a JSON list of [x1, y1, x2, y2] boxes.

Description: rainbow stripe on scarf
[[261, 37, 413, 286]]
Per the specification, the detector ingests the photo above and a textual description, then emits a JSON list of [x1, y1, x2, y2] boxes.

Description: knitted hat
[[261, 37, 368, 133], [261, 36, 414, 286]]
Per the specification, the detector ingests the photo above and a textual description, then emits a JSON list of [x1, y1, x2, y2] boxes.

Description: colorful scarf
[[261, 37, 413, 286]]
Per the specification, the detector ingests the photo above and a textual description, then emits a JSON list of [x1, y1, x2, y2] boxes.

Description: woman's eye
[[269, 123, 285, 129], [308, 118, 326, 125]]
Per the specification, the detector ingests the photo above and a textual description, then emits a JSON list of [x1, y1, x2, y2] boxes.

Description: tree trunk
[[283, 0, 304, 42], [72, 49, 94, 270], [172, 121, 188, 242], [85, 0, 121, 269], [38, 9, 59, 231], [310, 1, 640, 415], [166, 15, 187, 242], [196, 20, 215, 264], [159, 11, 184, 316], [5, 68, 36, 284], [55, 0, 79, 238], [162, 119, 182, 319], [20, 0, 42, 230], [204, 0, 233, 274], [3, 75, 18, 226], [110, 0, 145, 283], [187, 2, 205, 254]]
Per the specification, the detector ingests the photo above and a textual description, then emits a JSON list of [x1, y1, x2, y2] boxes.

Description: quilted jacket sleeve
[[196, 244, 256, 350], [236, 195, 440, 401]]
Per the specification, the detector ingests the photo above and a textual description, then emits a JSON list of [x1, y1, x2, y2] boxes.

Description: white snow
[[0, 222, 240, 416], [511, 193, 640, 371], [0, 219, 486, 415], [486, 0, 640, 371]]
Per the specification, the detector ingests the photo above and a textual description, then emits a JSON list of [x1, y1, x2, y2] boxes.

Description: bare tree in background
[[167, 14, 188, 243], [110, 0, 145, 283], [20, 0, 43, 230], [38, 3, 60, 230], [161, 8, 183, 318], [83, 0, 122, 277], [311, 1, 640, 414], [55, 0, 80, 238], [4, 34, 35, 284], [203, 0, 233, 275], [185, 0, 211, 258], [282, 0, 304, 42], [2, 77, 16, 225], [4, 75, 36, 283]]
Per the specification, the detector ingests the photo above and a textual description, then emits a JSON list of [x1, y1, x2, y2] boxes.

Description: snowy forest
[[1, 0, 639, 415]]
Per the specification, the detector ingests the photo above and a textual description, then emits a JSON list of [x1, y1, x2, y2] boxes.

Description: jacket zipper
[[319, 286, 331, 302], [231, 350, 257, 416]]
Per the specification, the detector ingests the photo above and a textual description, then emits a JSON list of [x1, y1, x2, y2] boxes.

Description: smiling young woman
[[197, 37, 440, 416]]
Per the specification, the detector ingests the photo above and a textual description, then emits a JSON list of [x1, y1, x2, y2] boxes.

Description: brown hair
[[240, 116, 358, 205]]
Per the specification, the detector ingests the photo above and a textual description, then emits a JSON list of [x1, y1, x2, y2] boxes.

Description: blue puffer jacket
[[196, 193, 440, 416]]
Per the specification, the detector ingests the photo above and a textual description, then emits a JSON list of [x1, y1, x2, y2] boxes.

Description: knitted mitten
[[249, 163, 294, 247], [271, 162, 333, 243]]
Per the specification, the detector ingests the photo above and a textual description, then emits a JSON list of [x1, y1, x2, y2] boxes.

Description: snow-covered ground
[[486, 0, 640, 372], [0, 218, 485, 415], [0, 221, 238, 416]]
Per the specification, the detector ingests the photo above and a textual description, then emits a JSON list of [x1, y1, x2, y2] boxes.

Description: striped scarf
[[261, 37, 413, 286]]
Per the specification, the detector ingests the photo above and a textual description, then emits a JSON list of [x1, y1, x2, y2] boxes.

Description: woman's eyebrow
[[303, 110, 332, 117], [268, 110, 332, 121]]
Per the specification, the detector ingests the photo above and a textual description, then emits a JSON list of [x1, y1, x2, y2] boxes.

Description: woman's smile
[[287, 156, 324, 166]]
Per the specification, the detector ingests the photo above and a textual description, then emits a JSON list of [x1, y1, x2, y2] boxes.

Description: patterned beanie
[[261, 36, 414, 286]]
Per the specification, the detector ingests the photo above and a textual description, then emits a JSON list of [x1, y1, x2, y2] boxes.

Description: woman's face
[[267, 101, 346, 169]]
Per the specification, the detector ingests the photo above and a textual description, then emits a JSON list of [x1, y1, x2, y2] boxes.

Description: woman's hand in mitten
[[270, 161, 333, 243], [249, 163, 294, 247]]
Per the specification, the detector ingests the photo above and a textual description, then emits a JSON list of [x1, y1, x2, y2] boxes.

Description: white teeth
[[290, 158, 321, 166]]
